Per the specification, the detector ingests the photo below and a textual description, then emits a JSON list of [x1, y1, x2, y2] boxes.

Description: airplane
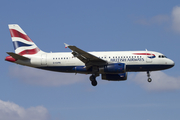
[[5, 24, 175, 86]]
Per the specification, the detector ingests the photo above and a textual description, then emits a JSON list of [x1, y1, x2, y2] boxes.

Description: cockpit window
[[159, 55, 167, 58]]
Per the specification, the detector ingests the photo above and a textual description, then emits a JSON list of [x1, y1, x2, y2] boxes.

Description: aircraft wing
[[64, 43, 107, 68]]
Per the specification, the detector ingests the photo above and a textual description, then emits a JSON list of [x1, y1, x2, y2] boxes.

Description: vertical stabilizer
[[8, 24, 42, 55]]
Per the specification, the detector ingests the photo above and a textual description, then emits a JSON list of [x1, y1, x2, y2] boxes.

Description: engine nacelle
[[72, 66, 93, 74], [99, 63, 126, 74], [101, 73, 127, 81]]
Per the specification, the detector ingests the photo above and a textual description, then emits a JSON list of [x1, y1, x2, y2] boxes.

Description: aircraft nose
[[167, 59, 175, 68]]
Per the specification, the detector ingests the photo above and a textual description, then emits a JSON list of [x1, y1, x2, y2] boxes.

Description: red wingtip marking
[[5, 56, 17, 62]]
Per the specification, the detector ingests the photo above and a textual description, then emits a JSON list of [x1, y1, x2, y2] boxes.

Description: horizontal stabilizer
[[6, 52, 30, 60]]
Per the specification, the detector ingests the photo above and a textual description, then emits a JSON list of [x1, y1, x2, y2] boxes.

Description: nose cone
[[167, 59, 175, 68]]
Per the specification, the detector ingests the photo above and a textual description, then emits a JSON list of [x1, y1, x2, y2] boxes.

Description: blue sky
[[1, 0, 180, 120]]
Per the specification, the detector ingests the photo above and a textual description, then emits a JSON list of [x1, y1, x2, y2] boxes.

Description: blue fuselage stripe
[[37, 64, 174, 73]]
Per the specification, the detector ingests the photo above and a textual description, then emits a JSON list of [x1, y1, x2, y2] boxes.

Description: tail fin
[[8, 24, 41, 56]]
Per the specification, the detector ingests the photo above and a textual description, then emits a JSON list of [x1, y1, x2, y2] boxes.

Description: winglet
[[64, 43, 69, 48]]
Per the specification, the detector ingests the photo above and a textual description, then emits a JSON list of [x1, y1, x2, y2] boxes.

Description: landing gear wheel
[[147, 71, 152, 83], [91, 80, 97, 86], [147, 78, 152, 82], [90, 75, 95, 81], [89, 75, 98, 86]]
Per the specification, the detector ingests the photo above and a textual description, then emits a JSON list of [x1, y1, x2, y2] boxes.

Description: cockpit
[[158, 55, 167, 58]]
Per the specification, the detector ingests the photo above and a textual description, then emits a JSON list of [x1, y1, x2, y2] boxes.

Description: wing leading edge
[[64, 43, 107, 68]]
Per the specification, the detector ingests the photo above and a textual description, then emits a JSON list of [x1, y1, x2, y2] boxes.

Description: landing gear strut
[[89, 66, 99, 86], [90, 75, 98, 86], [147, 71, 152, 82]]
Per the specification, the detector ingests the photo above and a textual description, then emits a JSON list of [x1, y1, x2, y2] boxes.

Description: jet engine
[[101, 73, 127, 81], [99, 63, 126, 74]]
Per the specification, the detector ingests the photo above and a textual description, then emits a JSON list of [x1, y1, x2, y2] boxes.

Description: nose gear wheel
[[147, 71, 152, 82]]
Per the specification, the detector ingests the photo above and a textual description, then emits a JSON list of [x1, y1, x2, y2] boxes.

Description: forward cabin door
[[146, 50, 152, 63], [41, 54, 47, 65]]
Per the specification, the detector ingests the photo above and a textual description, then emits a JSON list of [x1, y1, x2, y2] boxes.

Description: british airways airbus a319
[[5, 24, 175, 86]]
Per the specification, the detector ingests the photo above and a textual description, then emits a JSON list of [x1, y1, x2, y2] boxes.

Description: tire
[[90, 75, 95, 81], [148, 78, 152, 82], [91, 80, 97, 86]]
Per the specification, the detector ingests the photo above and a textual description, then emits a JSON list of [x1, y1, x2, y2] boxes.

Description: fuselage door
[[41, 54, 47, 65], [146, 52, 152, 63]]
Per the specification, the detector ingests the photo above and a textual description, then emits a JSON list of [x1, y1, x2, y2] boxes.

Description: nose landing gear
[[148, 78, 152, 82], [147, 71, 152, 82]]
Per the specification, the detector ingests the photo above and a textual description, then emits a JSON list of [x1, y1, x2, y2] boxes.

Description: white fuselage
[[15, 50, 174, 74]]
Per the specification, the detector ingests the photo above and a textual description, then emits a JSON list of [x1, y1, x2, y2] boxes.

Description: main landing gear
[[147, 71, 152, 82], [89, 74, 98, 86]]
